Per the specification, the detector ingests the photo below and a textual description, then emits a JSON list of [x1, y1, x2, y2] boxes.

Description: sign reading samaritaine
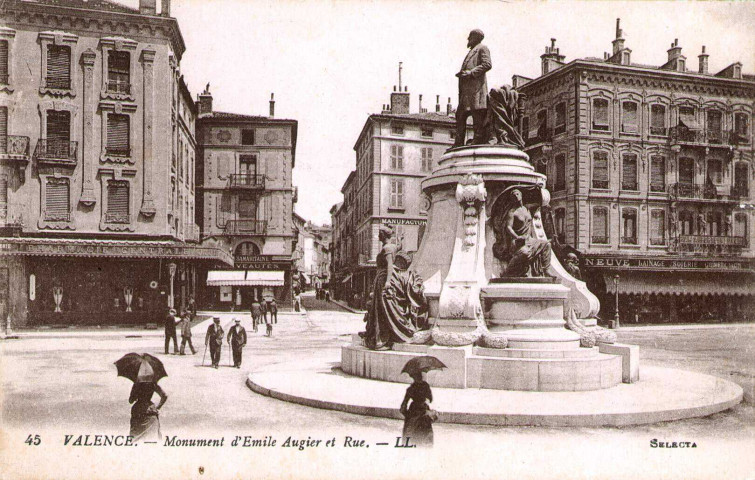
[[583, 255, 753, 272]]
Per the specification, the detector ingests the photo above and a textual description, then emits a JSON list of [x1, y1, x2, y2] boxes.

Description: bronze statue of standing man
[[454, 29, 492, 147]]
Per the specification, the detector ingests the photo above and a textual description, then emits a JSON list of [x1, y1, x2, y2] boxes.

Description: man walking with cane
[[226, 318, 247, 368], [205, 316, 224, 369]]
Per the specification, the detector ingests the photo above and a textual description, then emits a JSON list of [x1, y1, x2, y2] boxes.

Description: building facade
[[292, 213, 331, 291], [195, 89, 298, 309], [516, 20, 755, 324], [331, 88, 466, 307], [0, 0, 228, 327]]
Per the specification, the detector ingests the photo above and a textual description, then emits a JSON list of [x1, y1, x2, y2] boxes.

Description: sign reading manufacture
[[583, 255, 753, 272], [378, 217, 427, 226]]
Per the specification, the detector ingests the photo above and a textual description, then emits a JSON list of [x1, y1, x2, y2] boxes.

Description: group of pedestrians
[[163, 297, 279, 369], [250, 298, 277, 337], [163, 296, 198, 356]]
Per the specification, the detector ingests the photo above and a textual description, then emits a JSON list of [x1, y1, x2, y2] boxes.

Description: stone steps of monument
[[473, 346, 598, 359], [342, 344, 624, 391]]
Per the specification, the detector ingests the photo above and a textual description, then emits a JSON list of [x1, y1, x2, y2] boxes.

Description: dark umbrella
[[114, 353, 168, 383], [401, 356, 447, 377]]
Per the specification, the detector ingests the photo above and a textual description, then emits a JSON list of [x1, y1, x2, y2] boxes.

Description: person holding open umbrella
[[114, 353, 168, 442], [399, 356, 445, 447]]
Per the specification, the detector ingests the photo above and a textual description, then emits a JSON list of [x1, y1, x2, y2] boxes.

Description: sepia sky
[[124, 0, 755, 224]]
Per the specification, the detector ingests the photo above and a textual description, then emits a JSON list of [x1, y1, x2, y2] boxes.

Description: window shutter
[[45, 179, 69, 221], [46, 110, 71, 157], [0, 107, 7, 152], [46, 45, 71, 89], [622, 102, 638, 133], [593, 99, 608, 126], [107, 114, 129, 154], [0, 41, 8, 82], [651, 156, 665, 191], [592, 151, 608, 188], [622, 155, 637, 190], [651, 210, 665, 243], [106, 181, 129, 222], [397, 180, 404, 207], [593, 208, 607, 242], [0, 176, 7, 222]]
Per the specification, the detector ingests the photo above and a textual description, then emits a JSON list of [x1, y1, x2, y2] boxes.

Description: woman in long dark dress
[[363, 226, 428, 350], [400, 371, 436, 447], [129, 381, 167, 441]]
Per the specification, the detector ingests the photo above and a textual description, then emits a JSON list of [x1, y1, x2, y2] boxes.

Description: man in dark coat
[[164, 308, 179, 354], [226, 318, 247, 368], [267, 299, 278, 324], [454, 29, 492, 147], [205, 316, 224, 369]]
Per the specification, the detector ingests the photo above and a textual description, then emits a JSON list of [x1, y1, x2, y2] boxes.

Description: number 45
[[25, 434, 41, 446]]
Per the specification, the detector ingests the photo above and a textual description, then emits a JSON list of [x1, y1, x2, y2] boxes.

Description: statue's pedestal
[[342, 145, 634, 392]]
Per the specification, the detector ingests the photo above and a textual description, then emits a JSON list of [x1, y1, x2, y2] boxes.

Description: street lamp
[[612, 274, 620, 329]]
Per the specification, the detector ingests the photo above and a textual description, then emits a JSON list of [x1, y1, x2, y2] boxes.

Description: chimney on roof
[[667, 39, 686, 72], [612, 18, 625, 55], [419, 94, 423, 113], [698, 45, 709, 74], [389, 62, 410, 114], [269, 93, 275, 117], [196, 83, 213, 118], [446, 97, 453, 116], [139, 0, 156, 15], [541, 37, 565, 75], [160, 0, 170, 16], [436, 95, 441, 113]]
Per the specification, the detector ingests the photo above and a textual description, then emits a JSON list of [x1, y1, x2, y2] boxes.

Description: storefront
[[583, 255, 755, 324], [198, 255, 294, 310], [0, 238, 233, 327]]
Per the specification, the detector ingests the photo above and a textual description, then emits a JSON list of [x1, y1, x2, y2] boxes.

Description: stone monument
[[344, 32, 631, 392]]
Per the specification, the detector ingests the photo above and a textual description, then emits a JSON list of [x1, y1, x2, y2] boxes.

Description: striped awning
[[207, 270, 285, 287], [604, 272, 755, 297]]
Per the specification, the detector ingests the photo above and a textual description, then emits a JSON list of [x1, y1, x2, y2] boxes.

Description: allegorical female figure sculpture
[[362, 226, 429, 350], [493, 189, 552, 277]]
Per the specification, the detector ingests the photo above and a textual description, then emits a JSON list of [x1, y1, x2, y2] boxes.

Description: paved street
[[1, 309, 754, 479]]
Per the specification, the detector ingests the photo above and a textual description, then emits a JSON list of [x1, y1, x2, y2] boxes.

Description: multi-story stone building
[[292, 214, 331, 291], [195, 89, 298, 309], [515, 20, 755, 324], [0, 0, 228, 327], [331, 85, 467, 307]]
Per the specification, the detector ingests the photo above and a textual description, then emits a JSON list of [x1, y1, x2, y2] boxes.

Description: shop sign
[[378, 217, 427, 226], [583, 256, 753, 272], [235, 262, 289, 270]]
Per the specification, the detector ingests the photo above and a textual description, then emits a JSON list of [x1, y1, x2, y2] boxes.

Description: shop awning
[[207, 270, 285, 287], [245, 271, 285, 286], [0, 237, 234, 265], [207, 270, 247, 286], [301, 272, 311, 284], [604, 272, 755, 297]]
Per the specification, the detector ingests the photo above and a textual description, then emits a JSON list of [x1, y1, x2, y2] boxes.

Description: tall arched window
[[592, 207, 609, 244], [235, 242, 260, 257], [592, 151, 609, 189]]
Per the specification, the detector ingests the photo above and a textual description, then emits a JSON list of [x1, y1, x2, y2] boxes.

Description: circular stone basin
[[247, 361, 743, 427]]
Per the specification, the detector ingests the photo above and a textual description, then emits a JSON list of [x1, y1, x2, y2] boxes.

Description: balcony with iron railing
[[668, 182, 743, 201], [673, 234, 747, 256], [104, 212, 130, 224], [669, 126, 734, 148], [0, 135, 31, 163], [223, 219, 267, 236], [0, 203, 25, 234], [524, 127, 553, 149], [228, 174, 265, 191], [34, 140, 78, 166], [105, 146, 131, 158]]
